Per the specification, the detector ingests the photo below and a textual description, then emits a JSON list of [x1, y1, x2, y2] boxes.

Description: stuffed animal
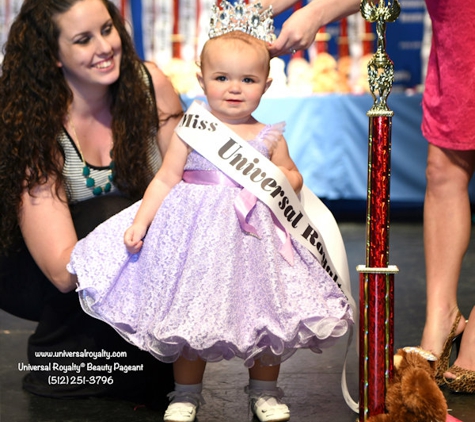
[[367, 347, 448, 422]]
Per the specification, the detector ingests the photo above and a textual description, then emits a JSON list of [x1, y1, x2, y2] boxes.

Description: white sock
[[249, 379, 278, 391], [174, 382, 203, 394]]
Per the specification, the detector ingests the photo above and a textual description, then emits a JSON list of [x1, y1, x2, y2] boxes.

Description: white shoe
[[163, 391, 204, 422], [247, 387, 290, 422]]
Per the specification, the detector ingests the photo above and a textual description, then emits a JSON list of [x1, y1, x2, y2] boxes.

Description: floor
[[2, 212, 475, 422]]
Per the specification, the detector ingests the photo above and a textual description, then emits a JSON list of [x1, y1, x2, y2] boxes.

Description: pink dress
[[422, 1, 475, 150]]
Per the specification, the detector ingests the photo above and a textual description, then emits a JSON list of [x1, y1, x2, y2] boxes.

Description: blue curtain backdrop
[[386, 0, 426, 89], [130, 0, 145, 60]]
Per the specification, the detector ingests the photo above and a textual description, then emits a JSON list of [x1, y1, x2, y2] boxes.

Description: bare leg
[[445, 307, 475, 378], [164, 357, 206, 421], [247, 361, 290, 421], [248, 360, 280, 381], [420, 145, 475, 355], [173, 356, 207, 385]]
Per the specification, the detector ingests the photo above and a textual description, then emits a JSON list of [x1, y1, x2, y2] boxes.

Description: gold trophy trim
[[360, 0, 401, 117]]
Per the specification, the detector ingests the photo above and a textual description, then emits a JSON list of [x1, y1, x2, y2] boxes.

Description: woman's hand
[[268, 7, 321, 57], [265, 0, 360, 58]]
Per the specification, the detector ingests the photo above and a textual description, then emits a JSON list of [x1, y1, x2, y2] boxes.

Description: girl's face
[[197, 39, 271, 124], [55, 0, 122, 91]]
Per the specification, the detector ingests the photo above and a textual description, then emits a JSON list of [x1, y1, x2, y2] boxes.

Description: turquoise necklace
[[69, 115, 114, 196]]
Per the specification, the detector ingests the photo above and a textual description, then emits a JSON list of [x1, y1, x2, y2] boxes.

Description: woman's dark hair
[[0, 0, 177, 252]]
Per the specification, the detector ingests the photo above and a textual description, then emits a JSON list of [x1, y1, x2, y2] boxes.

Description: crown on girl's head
[[209, 1, 276, 43]]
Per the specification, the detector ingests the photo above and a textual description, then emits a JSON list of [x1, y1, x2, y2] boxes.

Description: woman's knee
[[426, 146, 475, 191]]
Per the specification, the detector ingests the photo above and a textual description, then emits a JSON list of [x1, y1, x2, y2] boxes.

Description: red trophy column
[[357, 1, 401, 420]]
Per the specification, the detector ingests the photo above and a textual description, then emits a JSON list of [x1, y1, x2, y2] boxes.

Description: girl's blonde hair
[[199, 31, 271, 76]]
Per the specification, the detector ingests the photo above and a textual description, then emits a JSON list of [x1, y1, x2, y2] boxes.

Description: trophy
[[357, 1, 400, 420]]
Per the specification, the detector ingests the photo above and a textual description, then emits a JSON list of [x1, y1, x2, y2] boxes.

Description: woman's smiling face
[[55, 0, 122, 90]]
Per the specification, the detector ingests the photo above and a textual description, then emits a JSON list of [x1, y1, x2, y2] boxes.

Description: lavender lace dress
[[69, 123, 353, 367]]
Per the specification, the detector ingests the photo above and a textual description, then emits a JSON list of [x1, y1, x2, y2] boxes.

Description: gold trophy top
[[360, 0, 401, 116]]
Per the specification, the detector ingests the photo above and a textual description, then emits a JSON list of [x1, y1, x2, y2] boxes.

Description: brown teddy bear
[[367, 347, 448, 422]]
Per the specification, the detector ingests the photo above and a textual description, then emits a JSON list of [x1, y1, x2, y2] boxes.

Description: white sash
[[175, 101, 359, 412], [176, 102, 353, 301]]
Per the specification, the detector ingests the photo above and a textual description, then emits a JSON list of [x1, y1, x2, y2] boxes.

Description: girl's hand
[[124, 224, 147, 254]]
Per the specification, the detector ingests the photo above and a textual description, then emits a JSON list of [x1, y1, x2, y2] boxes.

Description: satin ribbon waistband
[[182, 170, 293, 265], [182, 170, 239, 187]]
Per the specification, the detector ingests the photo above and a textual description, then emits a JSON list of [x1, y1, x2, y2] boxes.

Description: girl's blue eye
[[243, 77, 254, 83]]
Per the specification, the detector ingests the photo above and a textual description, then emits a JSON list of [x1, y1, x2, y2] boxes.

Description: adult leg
[[420, 144, 475, 355]]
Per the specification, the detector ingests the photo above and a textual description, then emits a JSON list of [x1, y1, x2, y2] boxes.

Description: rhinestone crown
[[209, 1, 276, 43]]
